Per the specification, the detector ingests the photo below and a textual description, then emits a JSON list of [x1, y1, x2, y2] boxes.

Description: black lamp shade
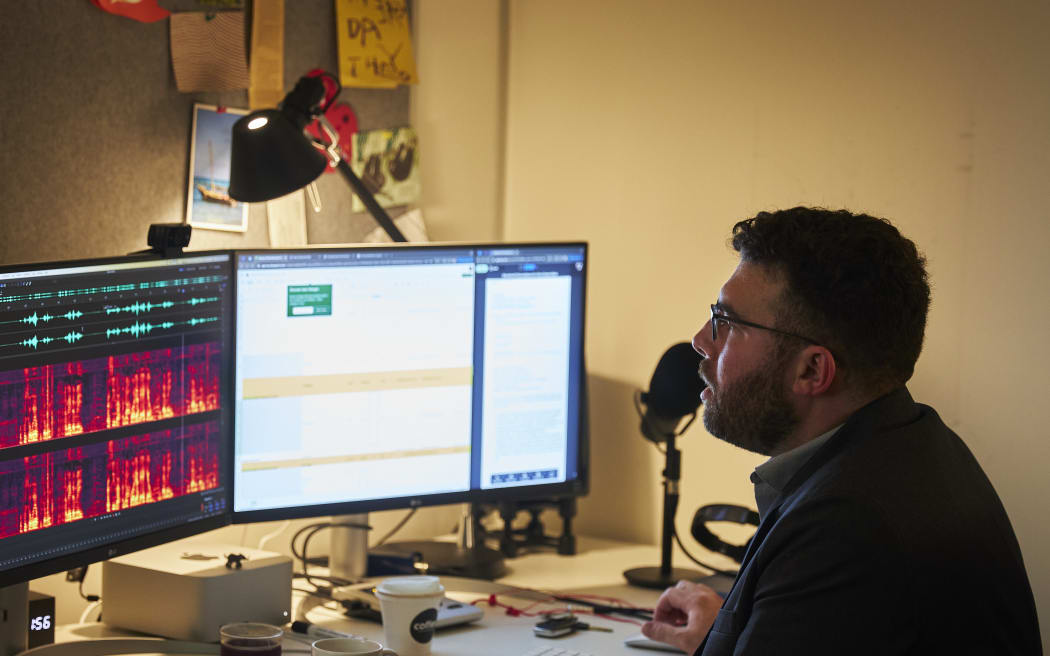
[[228, 109, 328, 202]]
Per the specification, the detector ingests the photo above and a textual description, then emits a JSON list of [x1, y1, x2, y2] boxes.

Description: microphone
[[639, 342, 705, 442]]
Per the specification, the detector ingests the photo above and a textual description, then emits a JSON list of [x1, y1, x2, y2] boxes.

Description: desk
[[296, 537, 674, 655], [48, 537, 694, 656]]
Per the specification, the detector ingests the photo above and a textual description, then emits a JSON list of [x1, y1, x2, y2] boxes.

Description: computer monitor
[[0, 251, 234, 650], [231, 243, 588, 574]]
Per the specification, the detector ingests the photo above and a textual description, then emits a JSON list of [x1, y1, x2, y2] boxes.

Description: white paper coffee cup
[[374, 575, 445, 656]]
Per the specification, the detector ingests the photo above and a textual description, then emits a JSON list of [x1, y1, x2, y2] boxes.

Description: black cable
[[372, 508, 417, 547], [291, 520, 373, 592], [673, 527, 738, 578], [78, 577, 100, 603], [301, 524, 334, 592], [290, 521, 331, 563]]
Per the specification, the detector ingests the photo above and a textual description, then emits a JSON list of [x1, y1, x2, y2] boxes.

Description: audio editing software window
[[0, 255, 231, 573]]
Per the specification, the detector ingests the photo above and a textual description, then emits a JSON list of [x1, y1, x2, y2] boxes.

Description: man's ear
[[792, 346, 836, 396]]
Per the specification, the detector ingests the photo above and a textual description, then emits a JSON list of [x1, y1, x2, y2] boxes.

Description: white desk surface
[[51, 537, 691, 656], [295, 536, 674, 655]]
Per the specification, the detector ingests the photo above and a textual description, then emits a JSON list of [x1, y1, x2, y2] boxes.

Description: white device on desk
[[102, 542, 292, 642], [623, 633, 687, 652], [331, 582, 483, 628]]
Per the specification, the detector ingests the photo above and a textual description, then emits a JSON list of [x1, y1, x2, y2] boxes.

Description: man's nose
[[693, 320, 712, 360]]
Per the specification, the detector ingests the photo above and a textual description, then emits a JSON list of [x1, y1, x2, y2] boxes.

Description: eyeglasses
[[709, 304, 820, 345]]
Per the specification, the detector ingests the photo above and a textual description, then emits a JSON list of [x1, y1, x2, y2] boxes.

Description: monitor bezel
[[0, 249, 236, 588], [229, 241, 589, 525]]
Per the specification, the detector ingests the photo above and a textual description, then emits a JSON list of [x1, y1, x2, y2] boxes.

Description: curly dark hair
[[731, 207, 930, 393]]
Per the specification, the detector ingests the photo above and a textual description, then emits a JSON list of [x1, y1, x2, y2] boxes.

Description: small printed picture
[[186, 103, 249, 232], [351, 126, 420, 212]]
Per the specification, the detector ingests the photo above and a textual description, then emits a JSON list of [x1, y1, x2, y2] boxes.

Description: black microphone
[[639, 342, 705, 442]]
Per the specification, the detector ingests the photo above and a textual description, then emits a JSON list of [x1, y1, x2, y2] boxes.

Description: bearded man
[[641, 207, 1041, 655]]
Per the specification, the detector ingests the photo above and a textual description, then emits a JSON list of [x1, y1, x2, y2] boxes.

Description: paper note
[[171, 12, 250, 92], [334, 0, 418, 88], [249, 0, 285, 110], [362, 208, 429, 243], [266, 189, 309, 247]]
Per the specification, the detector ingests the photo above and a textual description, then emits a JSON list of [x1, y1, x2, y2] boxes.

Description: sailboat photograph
[[186, 103, 248, 231]]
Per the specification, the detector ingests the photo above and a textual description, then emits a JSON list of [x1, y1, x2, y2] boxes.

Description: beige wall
[[502, 0, 1049, 641], [410, 0, 506, 242]]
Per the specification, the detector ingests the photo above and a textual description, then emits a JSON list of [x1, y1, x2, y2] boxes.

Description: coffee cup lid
[[376, 575, 444, 597]]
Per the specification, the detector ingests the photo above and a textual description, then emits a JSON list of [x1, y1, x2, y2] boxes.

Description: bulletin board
[[0, 0, 412, 266]]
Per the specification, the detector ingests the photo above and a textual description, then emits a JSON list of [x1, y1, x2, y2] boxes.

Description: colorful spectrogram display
[[0, 344, 221, 448], [0, 421, 222, 538], [0, 256, 230, 554]]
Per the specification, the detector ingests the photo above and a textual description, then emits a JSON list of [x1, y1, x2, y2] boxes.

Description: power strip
[[331, 583, 483, 629]]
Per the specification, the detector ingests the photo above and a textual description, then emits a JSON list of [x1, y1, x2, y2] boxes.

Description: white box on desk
[[101, 542, 292, 642]]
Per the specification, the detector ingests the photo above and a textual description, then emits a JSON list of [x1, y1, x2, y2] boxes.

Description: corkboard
[[0, 1, 411, 266]]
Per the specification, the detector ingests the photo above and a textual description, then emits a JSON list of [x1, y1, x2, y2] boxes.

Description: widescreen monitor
[[0, 252, 234, 590], [231, 243, 588, 525]]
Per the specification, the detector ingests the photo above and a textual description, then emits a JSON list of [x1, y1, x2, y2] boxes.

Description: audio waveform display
[[13, 310, 85, 327], [0, 298, 220, 330], [0, 343, 221, 448], [0, 421, 221, 539], [4, 316, 221, 353], [104, 297, 219, 317]]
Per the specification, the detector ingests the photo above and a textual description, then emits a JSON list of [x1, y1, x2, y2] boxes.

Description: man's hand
[[641, 580, 723, 654]]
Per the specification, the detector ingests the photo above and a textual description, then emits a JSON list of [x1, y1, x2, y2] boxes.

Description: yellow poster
[[334, 0, 418, 88]]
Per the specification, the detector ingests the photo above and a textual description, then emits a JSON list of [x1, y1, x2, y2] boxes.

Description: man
[[641, 208, 1041, 654]]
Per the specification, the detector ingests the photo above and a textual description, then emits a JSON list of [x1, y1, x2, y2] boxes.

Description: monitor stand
[[373, 505, 506, 580], [372, 540, 507, 580], [328, 509, 507, 581]]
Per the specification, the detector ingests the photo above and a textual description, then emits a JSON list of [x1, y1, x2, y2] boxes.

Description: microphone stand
[[623, 428, 704, 588]]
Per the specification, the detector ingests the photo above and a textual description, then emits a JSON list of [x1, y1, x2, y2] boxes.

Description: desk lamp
[[228, 70, 407, 242]]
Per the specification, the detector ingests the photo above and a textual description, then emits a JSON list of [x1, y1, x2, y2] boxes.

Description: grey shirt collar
[[750, 423, 843, 521]]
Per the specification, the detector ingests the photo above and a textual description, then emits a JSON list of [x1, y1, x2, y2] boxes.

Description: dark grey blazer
[[696, 388, 1041, 655]]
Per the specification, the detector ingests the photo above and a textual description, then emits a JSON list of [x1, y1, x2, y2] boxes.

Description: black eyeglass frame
[[709, 304, 821, 346]]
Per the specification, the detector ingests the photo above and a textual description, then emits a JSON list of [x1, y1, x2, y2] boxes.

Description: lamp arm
[[313, 115, 407, 243], [333, 159, 407, 242]]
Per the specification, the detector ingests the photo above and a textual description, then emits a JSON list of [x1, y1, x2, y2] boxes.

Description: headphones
[[690, 504, 760, 564]]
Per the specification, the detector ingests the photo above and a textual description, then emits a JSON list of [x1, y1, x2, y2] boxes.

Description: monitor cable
[[372, 508, 417, 548], [291, 520, 372, 592]]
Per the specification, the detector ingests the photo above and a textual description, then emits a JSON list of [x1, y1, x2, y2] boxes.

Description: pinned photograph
[[351, 127, 420, 212], [186, 103, 249, 232]]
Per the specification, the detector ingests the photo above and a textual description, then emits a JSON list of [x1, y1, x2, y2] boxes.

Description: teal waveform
[[6, 309, 84, 327], [103, 316, 219, 339], [103, 296, 219, 316], [20, 312, 54, 326], [105, 300, 176, 316], [18, 331, 84, 349], [105, 321, 176, 339]]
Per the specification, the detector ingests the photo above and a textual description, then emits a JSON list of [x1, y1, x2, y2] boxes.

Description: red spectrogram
[[0, 422, 221, 539], [0, 343, 220, 449]]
